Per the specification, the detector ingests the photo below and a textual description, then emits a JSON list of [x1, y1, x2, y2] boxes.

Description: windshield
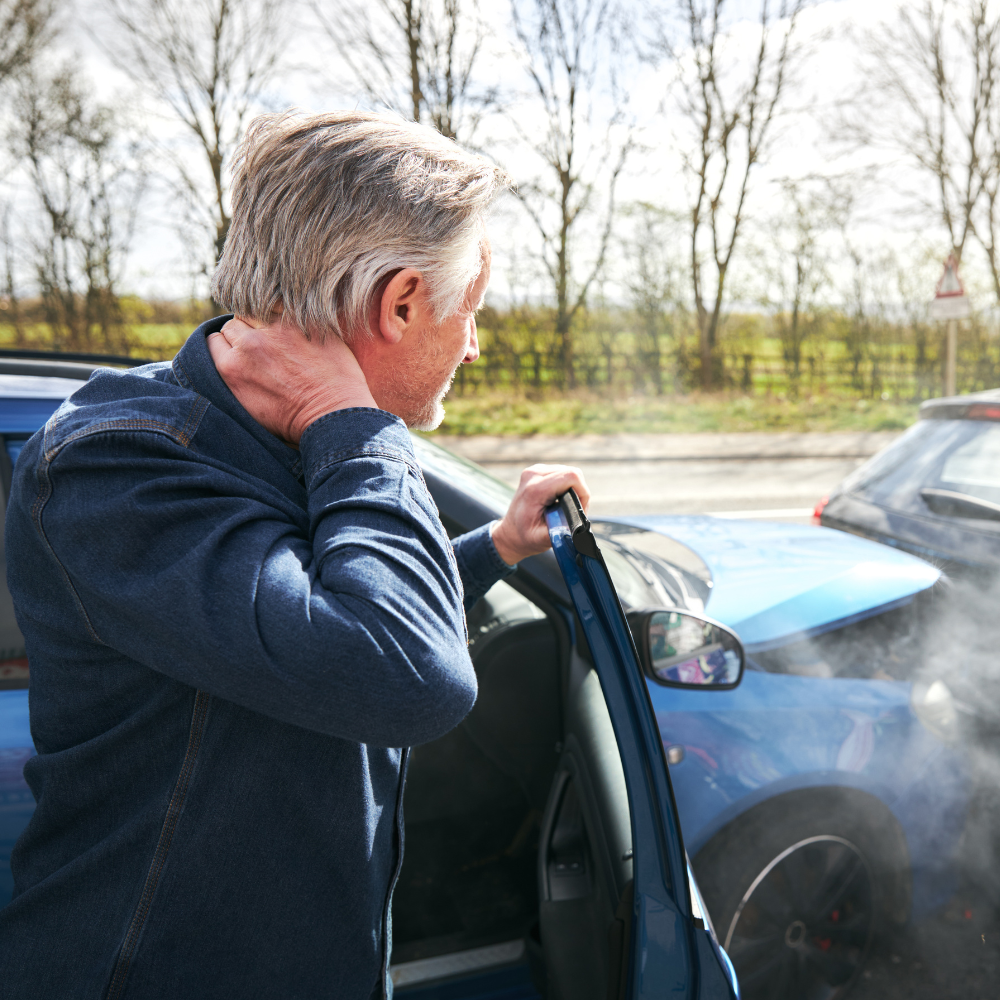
[[843, 418, 1000, 520], [410, 433, 515, 516], [591, 522, 712, 613]]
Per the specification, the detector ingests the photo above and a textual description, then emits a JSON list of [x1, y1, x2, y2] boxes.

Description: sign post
[[929, 254, 970, 396]]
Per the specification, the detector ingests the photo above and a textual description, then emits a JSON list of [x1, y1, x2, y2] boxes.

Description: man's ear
[[379, 268, 428, 345]]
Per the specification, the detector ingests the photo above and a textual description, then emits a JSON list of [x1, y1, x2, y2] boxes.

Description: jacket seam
[[178, 395, 211, 444], [105, 690, 212, 1000], [379, 747, 410, 998], [43, 412, 207, 463], [32, 413, 103, 643]]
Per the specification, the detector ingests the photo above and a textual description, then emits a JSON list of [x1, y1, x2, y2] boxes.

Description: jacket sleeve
[[31, 408, 477, 747], [451, 523, 517, 612]]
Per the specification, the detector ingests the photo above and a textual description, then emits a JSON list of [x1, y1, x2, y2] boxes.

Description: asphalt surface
[[854, 841, 1000, 999], [441, 430, 1000, 997], [440, 431, 903, 521]]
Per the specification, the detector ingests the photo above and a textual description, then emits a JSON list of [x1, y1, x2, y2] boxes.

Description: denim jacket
[[0, 318, 513, 1000]]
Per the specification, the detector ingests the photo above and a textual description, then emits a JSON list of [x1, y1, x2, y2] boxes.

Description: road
[[440, 431, 903, 522]]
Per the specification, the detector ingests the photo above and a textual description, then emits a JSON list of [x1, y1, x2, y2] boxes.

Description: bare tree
[[314, 0, 494, 141], [761, 180, 839, 395], [620, 202, 688, 394], [7, 67, 146, 352], [846, 0, 1000, 308], [852, 3, 993, 271], [0, 206, 28, 346], [654, 0, 806, 389], [96, 0, 285, 288], [511, 0, 632, 389], [838, 240, 900, 399], [0, 0, 57, 91]]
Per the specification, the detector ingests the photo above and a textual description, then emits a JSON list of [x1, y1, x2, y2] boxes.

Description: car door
[[543, 490, 738, 1000]]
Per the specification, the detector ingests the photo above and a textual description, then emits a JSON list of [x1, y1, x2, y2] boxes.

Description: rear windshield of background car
[[842, 419, 1000, 521]]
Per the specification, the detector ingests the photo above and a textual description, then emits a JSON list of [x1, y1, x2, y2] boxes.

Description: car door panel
[[538, 648, 635, 1000]]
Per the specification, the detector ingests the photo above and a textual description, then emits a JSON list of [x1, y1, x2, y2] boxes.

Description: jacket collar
[[171, 315, 303, 478]]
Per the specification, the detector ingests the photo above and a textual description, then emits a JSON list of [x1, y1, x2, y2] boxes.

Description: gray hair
[[212, 110, 513, 340]]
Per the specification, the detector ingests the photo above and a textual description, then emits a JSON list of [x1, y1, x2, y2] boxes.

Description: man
[[0, 111, 589, 999]]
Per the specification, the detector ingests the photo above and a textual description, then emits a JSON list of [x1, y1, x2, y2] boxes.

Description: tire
[[693, 792, 908, 1000]]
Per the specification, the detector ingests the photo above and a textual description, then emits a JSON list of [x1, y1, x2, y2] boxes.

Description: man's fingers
[[219, 317, 258, 344], [522, 467, 591, 513]]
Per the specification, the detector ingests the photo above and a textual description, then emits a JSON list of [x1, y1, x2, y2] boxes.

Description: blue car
[[591, 517, 965, 998], [0, 354, 969, 1000]]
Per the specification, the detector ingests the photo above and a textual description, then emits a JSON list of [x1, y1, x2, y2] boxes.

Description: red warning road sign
[[931, 254, 970, 320], [935, 254, 965, 297]]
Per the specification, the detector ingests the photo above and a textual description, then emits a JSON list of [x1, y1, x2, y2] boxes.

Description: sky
[[4, 0, 980, 313]]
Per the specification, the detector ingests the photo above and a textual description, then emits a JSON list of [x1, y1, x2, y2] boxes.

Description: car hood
[[602, 515, 941, 651]]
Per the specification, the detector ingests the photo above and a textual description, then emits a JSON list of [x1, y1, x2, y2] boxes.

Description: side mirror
[[627, 608, 745, 690]]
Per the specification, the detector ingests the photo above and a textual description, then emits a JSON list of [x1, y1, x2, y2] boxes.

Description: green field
[[0, 319, 941, 435], [0, 322, 190, 361]]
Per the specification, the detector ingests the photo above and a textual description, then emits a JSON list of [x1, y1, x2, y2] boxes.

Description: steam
[[707, 572, 1000, 995], [917, 573, 1000, 906]]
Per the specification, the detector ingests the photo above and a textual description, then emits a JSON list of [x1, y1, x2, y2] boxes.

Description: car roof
[[919, 387, 1000, 421], [0, 373, 89, 397]]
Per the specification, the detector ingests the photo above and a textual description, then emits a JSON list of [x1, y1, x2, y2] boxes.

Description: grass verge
[[431, 391, 920, 436]]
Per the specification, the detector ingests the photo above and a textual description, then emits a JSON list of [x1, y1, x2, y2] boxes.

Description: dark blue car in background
[[0, 354, 974, 999], [818, 388, 1000, 580]]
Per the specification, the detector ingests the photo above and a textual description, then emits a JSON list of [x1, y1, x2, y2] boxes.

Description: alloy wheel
[[723, 834, 875, 1000]]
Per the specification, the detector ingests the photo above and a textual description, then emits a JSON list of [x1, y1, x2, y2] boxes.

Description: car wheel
[[694, 796, 899, 1000]]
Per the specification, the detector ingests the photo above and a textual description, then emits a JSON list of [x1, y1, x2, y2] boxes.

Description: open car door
[[543, 491, 740, 1000]]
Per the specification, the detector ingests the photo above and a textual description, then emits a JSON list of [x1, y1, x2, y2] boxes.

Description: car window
[[0, 497, 28, 690], [410, 433, 514, 516], [0, 437, 29, 688], [5, 439, 26, 466], [838, 419, 940, 497], [846, 418, 1000, 516], [938, 425, 1000, 502]]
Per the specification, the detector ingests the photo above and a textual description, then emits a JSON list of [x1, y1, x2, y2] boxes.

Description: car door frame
[[546, 493, 737, 1000]]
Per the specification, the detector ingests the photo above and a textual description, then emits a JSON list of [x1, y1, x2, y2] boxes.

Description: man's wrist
[[292, 391, 379, 441], [299, 407, 418, 493], [489, 519, 521, 568]]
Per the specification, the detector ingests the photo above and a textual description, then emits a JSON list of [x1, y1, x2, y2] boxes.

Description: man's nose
[[464, 319, 480, 364]]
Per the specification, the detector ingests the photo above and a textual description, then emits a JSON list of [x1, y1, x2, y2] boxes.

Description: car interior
[[390, 578, 636, 1000]]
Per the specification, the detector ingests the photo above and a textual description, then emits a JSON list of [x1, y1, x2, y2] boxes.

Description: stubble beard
[[381, 345, 462, 432], [407, 365, 459, 432]]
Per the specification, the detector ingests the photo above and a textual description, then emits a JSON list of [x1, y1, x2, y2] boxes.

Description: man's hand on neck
[[208, 315, 378, 445]]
